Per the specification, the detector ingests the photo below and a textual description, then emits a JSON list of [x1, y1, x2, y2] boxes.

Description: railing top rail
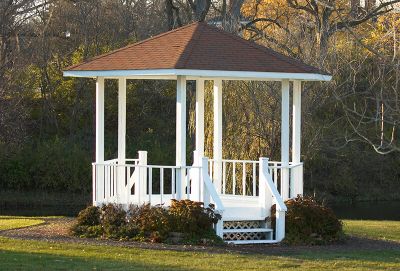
[[209, 158, 259, 163], [92, 162, 201, 169]]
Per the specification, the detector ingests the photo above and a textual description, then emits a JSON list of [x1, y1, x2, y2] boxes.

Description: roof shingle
[[65, 22, 326, 75]]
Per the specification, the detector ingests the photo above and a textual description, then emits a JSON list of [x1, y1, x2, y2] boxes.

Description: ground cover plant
[[70, 200, 222, 244]]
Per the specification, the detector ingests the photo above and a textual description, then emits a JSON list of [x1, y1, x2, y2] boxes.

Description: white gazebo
[[64, 22, 331, 244]]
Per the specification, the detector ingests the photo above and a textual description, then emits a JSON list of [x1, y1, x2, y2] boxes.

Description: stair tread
[[227, 240, 278, 245], [223, 217, 266, 221], [223, 228, 273, 233]]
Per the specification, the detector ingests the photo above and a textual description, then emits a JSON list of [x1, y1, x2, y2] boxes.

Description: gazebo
[[64, 22, 331, 244]]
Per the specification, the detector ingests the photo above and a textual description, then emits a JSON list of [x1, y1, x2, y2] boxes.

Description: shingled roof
[[64, 22, 330, 80]]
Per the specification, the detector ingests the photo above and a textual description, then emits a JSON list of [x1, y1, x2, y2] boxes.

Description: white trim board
[[63, 69, 332, 81]]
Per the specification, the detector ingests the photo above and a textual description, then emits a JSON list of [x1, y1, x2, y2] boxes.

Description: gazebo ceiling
[[64, 22, 331, 81]]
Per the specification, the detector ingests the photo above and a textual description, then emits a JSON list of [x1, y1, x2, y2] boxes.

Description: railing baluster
[[209, 160, 213, 180], [198, 167, 201, 201], [222, 161, 226, 194], [171, 168, 175, 199], [92, 165, 96, 204], [242, 162, 246, 196], [252, 162, 256, 196], [160, 168, 164, 204], [148, 167, 152, 204], [186, 168, 190, 199], [102, 165, 107, 201], [232, 162, 236, 195]]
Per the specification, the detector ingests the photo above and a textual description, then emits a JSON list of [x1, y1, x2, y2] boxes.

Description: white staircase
[[222, 218, 274, 244]]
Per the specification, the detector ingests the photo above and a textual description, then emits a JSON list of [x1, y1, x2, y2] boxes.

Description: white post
[[292, 80, 303, 197], [118, 78, 127, 203], [195, 79, 205, 158], [259, 158, 272, 217], [138, 151, 147, 204], [192, 150, 201, 201], [201, 157, 210, 207], [276, 210, 286, 242], [213, 79, 223, 193], [95, 77, 105, 206], [281, 79, 290, 200], [176, 75, 187, 199]]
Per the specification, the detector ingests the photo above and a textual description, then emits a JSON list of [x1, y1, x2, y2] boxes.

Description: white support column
[[176, 75, 187, 199], [276, 210, 286, 242], [195, 79, 205, 158], [213, 79, 223, 193], [281, 80, 290, 200], [292, 80, 303, 197], [138, 150, 148, 205], [259, 158, 272, 217], [117, 78, 127, 203], [95, 77, 105, 206]]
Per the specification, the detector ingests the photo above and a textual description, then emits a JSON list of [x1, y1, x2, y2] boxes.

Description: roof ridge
[[65, 22, 200, 71], [201, 23, 322, 74], [180, 23, 206, 68]]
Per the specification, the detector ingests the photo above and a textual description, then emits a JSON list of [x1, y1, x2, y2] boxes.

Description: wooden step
[[223, 228, 273, 233], [227, 240, 279, 245]]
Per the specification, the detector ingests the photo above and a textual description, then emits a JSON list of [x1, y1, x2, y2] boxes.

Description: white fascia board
[[63, 69, 332, 81]]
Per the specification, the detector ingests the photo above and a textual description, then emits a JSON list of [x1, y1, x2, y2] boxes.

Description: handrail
[[259, 158, 287, 212], [92, 162, 201, 169], [201, 157, 224, 211], [208, 158, 302, 169]]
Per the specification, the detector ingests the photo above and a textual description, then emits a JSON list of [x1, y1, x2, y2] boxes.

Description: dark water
[[331, 201, 400, 221]]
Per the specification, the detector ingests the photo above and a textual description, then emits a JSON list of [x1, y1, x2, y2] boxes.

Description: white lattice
[[223, 220, 261, 230], [223, 231, 267, 241]]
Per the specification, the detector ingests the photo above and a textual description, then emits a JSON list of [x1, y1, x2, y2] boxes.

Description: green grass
[[0, 237, 399, 271], [0, 217, 399, 270], [343, 219, 400, 242], [0, 217, 44, 231]]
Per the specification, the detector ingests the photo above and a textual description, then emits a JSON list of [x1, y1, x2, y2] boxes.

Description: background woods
[[0, 0, 399, 212]]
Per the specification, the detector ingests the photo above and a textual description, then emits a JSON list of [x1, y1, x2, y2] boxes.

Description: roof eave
[[63, 69, 332, 81]]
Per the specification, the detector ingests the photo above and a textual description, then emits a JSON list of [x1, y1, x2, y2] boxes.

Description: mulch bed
[[1, 217, 399, 255]]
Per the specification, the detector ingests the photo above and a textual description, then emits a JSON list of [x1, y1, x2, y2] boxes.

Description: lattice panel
[[223, 220, 261, 230], [223, 232, 266, 241]]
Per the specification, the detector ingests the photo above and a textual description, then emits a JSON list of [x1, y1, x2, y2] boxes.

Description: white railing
[[259, 158, 287, 242], [92, 153, 203, 206], [209, 159, 259, 196], [208, 159, 303, 199]]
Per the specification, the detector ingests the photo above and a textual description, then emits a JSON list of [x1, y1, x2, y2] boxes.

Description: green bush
[[127, 204, 169, 240], [70, 200, 222, 244], [271, 196, 344, 245], [100, 204, 127, 238], [76, 206, 101, 226], [168, 199, 221, 235]]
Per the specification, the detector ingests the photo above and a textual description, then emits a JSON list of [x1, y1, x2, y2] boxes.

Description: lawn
[[0, 217, 44, 231], [0, 218, 399, 270], [343, 220, 400, 242]]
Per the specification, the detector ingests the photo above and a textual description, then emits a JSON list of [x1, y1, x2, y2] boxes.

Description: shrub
[[70, 206, 103, 238], [271, 196, 344, 245], [100, 204, 127, 238], [168, 199, 221, 235], [71, 200, 222, 244], [127, 204, 170, 240], [76, 206, 101, 226]]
